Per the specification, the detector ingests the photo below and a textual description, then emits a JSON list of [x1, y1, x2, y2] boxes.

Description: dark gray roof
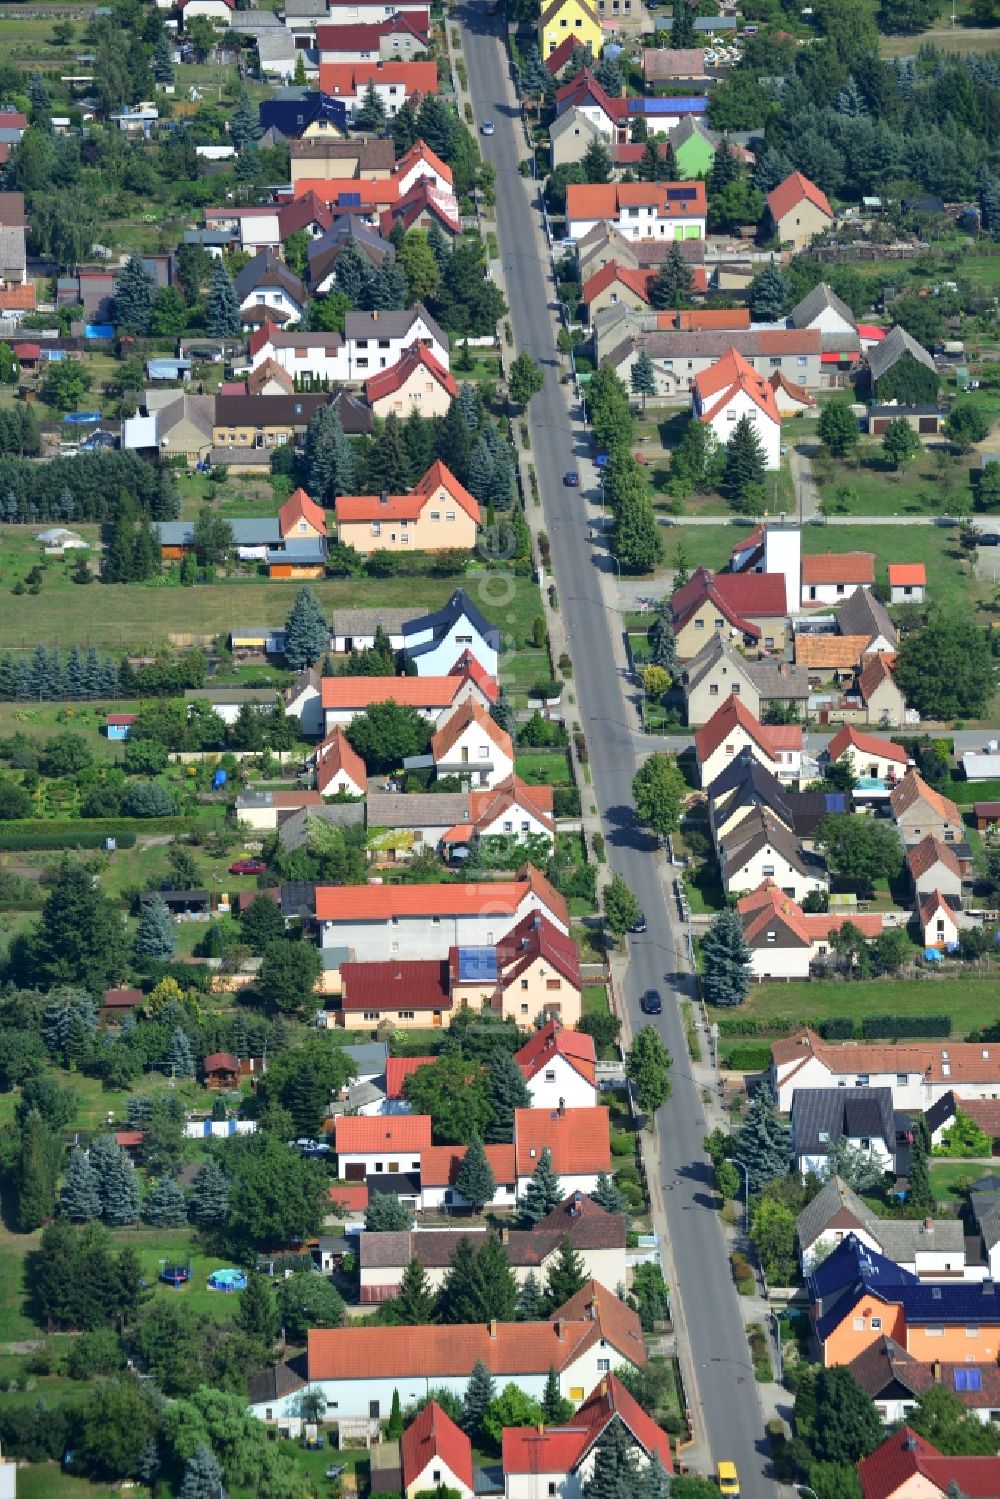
[[402, 588, 500, 650], [340, 1041, 388, 1076], [788, 282, 856, 332], [248, 1358, 307, 1406], [684, 634, 810, 703], [791, 1086, 894, 1156], [868, 323, 935, 383], [277, 805, 364, 854], [344, 302, 447, 352], [796, 1175, 875, 1250], [366, 791, 471, 828], [834, 587, 897, 649], [234, 248, 307, 306], [721, 807, 827, 881], [332, 607, 415, 638], [278, 879, 318, 917]]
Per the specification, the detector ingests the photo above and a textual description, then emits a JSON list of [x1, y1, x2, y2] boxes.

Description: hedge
[[0, 815, 195, 840], [724, 1043, 774, 1072], [861, 1014, 951, 1039], [0, 830, 137, 851], [715, 1016, 798, 1039], [820, 1017, 854, 1040]]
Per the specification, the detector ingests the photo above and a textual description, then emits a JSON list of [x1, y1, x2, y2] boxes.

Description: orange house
[[335, 460, 480, 555], [268, 488, 328, 579]]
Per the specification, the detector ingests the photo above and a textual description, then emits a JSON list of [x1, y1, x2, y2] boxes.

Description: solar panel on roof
[[954, 1368, 982, 1391], [338, 192, 362, 206], [457, 947, 496, 983], [666, 187, 697, 201]]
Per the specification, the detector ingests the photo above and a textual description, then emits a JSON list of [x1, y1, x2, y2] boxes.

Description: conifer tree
[[438, 1236, 487, 1323], [700, 909, 753, 1009], [365, 1193, 413, 1231], [238, 1270, 280, 1345], [166, 1026, 194, 1078], [304, 404, 355, 502], [491, 690, 517, 746], [143, 1176, 187, 1227], [396, 1254, 437, 1324], [188, 1159, 229, 1227], [649, 600, 676, 677], [671, 0, 694, 49], [455, 1133, 496, 1209], [584, 1419, 639, 1499], [486, 1048, 531, 1143], [519, 1147, 562, 1226], [725, 415, 767, 506], [153, 33, 174, 84], [591, 1171, 626, 1217], [179, 1445, 224, 1499], [630, 350, 657, 411], [135, 894, 175, 960], [229, 89, 260, 153], [366, 413, 412, 493], [15, 1111, 61, 1231], [354, 79, 386, 131], [907, 1114, 934, 1216], [206, 261, 241, 338], [334, 239, 372, 306], [640, 1456, 670, 1499], [284, 586, 330, 670], [545, 1234, 587, 1310], [462, 1359, 496, 1440], [517, 1271, 546, 1321], [541, 1367, 573, 1424], [101, 1147, 141, 1227], [61, 1146, 102, 1221], [734, 1084, 792, 1194], [648, 243, 693, 310], [387, 1387, 403, 1439], [476, 1235, 518, 1323], [114, 254, 155, 336], [750, 262, 787, 322]]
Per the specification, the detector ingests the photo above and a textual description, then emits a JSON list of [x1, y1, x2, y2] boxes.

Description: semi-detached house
[[248, 1281, 646, 1421], [694, 694, 803, 788], [317, 60, 438, 120], [248, 304, 448, 386], [599, 325, 823, 400], [670, 566, 790, 659], [565, 181, 707, 243], [771, 1027, 1000, 1112]]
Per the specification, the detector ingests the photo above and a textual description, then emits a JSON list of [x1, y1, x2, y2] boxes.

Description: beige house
[[289, 136, 394, 186], [550, 106, 606, 168], [365, 342, 457, 420], [765, 171, 834, 251], [449, 912, 583, 1028], [826, 724, 909, 783], [671, 567, 790, 662], [890, 771, 963, 847], [335, 460, 480, 554], [857, 654, 906, 728], [694, 695, 802, 789], [235, 788, 326, 831], [682, 634, 809, 727]]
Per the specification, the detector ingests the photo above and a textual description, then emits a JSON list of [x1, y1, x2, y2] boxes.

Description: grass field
[[929, 1159, 994, 1204], [711, 976, 1000, 1039], [813, 446, 977, 517]]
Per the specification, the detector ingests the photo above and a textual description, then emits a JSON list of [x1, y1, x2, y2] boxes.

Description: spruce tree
[[708, 135, 739, 195], [135, 894, 175, 960], [283, 586, 330, 670], [584, 1419, 639, 1499], [630, 350, 657, 411], [387, 1387, 403, 1439], [491, 689, 517, 746], [114, 254, 155, 336], [143, 1176, 187, 1227], [15, 1112, 61, 1231], [238, 1270, 280, 1345], [102, 1148, 141, 1227], [671, 0, 695, 47], [476, 1235, 518, 1323], [725, 414, 767, 506], [591, 1172, 626, 1217], [541, 1367, 573, 1423], [206, 261, 241, 338], [366, 413, 412, 493], [640, 1456, 670, 1499], [354, 79, 386, 131], [517, 1271, 546, 1321], [638, 139, 662, 182], [700, 909, 753, 1009], [545, 1235, 587, 1310], [304, 405, 355, 502], [179, 1445, 224, 1499], [455, 1134, 496, 1208], [229, 90, 260, 153], [519, 1147, 562, 1226], [907, 1114, 933, 1216], [486, 1048, 531, 1144], [462, 1359, 496, 1440], [649, 600, 676, 677], [734, 1084, 792, 1194], [750, 262, 787, 322], [153, 32, 174, 84], [649, 243, 693, 310], [166, 1026, 195, 1078], [188, 1159, 229, 1228], [396, 1254, 437, 1324], [61, 1146, 102, 1221], [365, 1193, 413, 1231], [438, 1235, 487, 1323], [334, 240, 373, 306]]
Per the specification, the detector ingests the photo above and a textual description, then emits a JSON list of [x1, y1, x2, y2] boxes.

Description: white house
[[234, 250, 307, 324], [313, 728, 368, 797], [324, 0, 431, 27], [514, 1021, 597, 1111], [691, 347, 781, 471], [247, 1282, 646, 1422], [467, 778, 556, 846], [796, 1177, 969, 1278], [418, 1144, 519, 1213], [402, 1402, 474, 1499], [787, 282, 857, 339], [694, 696, 802, 790], [888, 563, 926, 604], [719, 808, 830, 904], [248, 325, 349, 385], [790, 1086, 896, 1180], [737, 883, 883, 982], [826, 724, 909, 784], [918, 889, 962, 950], [284, 668, 325, 738], [514, 1105, 610, 1199], [430, 702, 514, 790], [344, 304, 449, 377], [564, 181, 707, 243], [402, 590, 500, 679], [771, 1028, 1000, 1114], [394, 140, 453, 198], [333, 1113, 431, 1180], [183, 686, 277, 728], [316, 865, 569, 965], [800, 553, 876, 607], [321, 674, 466, 730]]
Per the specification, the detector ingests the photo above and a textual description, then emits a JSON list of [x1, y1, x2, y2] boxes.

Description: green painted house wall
[[673, 132, 714, 179]]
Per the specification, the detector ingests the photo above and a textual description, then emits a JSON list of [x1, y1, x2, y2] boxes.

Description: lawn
[[0, 543, 545, 655], [812, 445, 980, 517], [929, 1159, 993, 1205], [0, 700, 140, 760], [514, 749, 572, 786], [712, 976, 1000, 1040]]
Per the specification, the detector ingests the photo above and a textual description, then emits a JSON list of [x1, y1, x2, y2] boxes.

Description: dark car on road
[[629, 914, 647, 934], [563, 471, 580, 487], [640, 989, 662, 1014]]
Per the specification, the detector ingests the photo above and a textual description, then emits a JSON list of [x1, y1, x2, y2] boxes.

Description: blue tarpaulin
[[63, 411, 102, 424]]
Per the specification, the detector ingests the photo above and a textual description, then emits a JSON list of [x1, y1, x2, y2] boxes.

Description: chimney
[[778, 662, 786, 676], [558, 1098, 566, 1117], [380, 490, 388, 506], [554, 1319, 564, 1340], [489, 1319, 498, 1338], [372, 308, 379, 320], [536, 1423, 545, 1436]]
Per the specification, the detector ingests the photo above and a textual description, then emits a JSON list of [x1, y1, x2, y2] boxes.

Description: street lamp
[[732, 1155, 751, 1236]]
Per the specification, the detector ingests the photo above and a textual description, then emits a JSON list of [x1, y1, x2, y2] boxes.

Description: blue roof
[[231, 519, 281, 546], [811, 1234, 1000, 1340], [457, 947, 497, 983], [402, 589, 500, 651], [147, 359, 191, 378], [258, 91, 347, 138], [823, 792, 848, 813], [628, 97, 708, 116], [155, 522, 194, 546], [266, 540, 327, 565], [808, 1235, 916, 1304]]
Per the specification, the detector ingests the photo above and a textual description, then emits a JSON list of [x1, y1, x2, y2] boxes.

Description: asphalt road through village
[[456, 8, 782, 1492]]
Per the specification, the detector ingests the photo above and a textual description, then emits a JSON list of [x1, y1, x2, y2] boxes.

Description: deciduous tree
[[632, 753, 685, 838], [627, 1026, 673, 1116]]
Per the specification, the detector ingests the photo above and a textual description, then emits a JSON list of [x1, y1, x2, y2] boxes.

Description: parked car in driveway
[[230, 859, 266, 874]]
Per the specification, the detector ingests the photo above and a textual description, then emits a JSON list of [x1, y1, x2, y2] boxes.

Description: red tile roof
[[860, 1426, 1000, 1499], [490, 910, 581, 992], [800, 552, 874, 585], [694, 346, 781, 426], [566, 180, 707, 225], [431, 700, 512, 764], [694, 695, 800, 767], [317, 16, 428, 49], [547, 1280, 645, 1362], [333, 1114, 432, 1154], [514, 1107, 611, 1177], [106, 714, 137, 726], [204, 1052, 238, 1072], [318, 59, 438, 98], [381, 179, 462, 237], [103, 987, 143, 1008], [315, 864, 569, 929], [890, 770, 960, 826], [420, 1142, 515, 1187], [314, 727, 368, 795], [543, 34, 586, 74], [115, 1130, 144, 1147], [279, 487, 327, 538], [670, 565, 788, 642], [340, 959, 451, 1012], [503, 1373, 672, 1475], [555, 68, 629, 123], [515, 1020, 596, 1085], [771, 1028, 1000, 1087], [738, 881, 881, 946], [393, 139, 453, 188], [401, 1401, 474, 1492], [13, 342, 39, 360], [336, 460, 480, 526], [364, 341, 458, 405], [385, 1055, 436, 1098], [466, 775, 554, 833], [0, 282, 34, 311], [320, 675, 462, 710], [449, 650, 499, 705], [906, 834, 962, 882], [766, 171, 833, 225], [888, 563, 926, 586], [581, 261, 656, 308], [827, 724, 908, 765]]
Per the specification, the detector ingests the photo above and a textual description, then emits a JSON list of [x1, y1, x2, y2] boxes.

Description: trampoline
[[160, 1264, 192, 1288], [208, 1268, 248, 1292]]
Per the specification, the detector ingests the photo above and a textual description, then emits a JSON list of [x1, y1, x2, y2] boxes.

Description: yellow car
[[717, 1461, 740, 1496]]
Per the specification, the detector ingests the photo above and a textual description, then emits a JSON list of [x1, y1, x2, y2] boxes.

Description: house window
[[597, 1359, 610, 1372], [925, 1327, 944, 1337], [548, 1487, 557, 1497], [856, 1074, 869, 1087], [479, 746, 489, 758], [521, 979, 529, 990], [546, 979, 561, 990], [897, 1073, 908, 1086], [710, 684, 719, 696], [446, 511, 456, 521], [503, 820, 513, 832], [430, 510, 440, 520], [766, 931, 776, 944], [521, 1003, 529, 1013], [364, 1011, 380, 1020], [853, 1317, 865, 1331], [398, 1011, 415, 1020], [433, 1472, 441, 1483], [695, 618, 705, 630], [371, 522, 381, 536], [871, 1317, 882, 1330], [545, 1069, 556, 1082], [762, 865, 775, 877], [968, 1327, 980, 1337]]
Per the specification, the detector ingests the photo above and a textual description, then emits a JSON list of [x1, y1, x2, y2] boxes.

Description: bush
[[610, 1129, 634, 1157], [0, 829, 137, 850], [553, 787, 581, 817]]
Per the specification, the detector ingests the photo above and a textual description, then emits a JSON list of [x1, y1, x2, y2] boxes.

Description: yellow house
[[335, 459, 480, 555], [539, 0, 603, 61], [449, 912, 582, 1029]]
